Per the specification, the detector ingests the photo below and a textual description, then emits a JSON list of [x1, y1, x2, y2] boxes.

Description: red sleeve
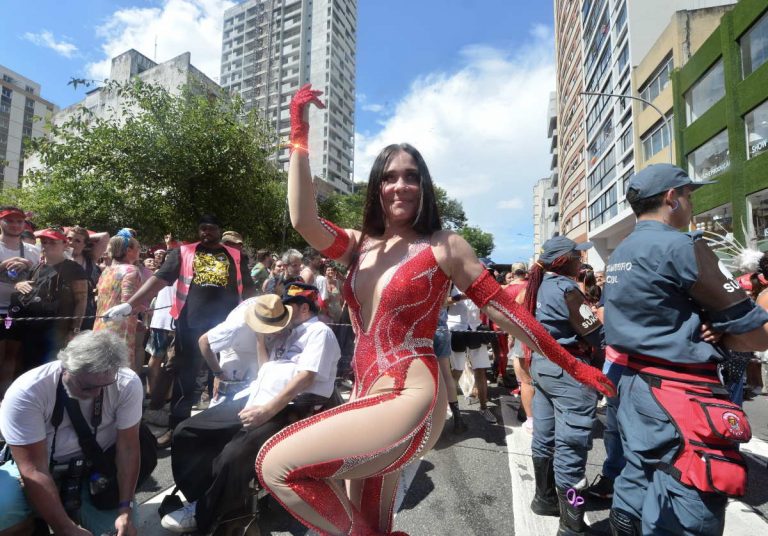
[[464, 270, 614, 396], [318, 218, 351, 260]]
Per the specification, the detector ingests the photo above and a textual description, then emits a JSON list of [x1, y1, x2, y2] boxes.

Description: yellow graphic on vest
[[192, 251, 230, 287]]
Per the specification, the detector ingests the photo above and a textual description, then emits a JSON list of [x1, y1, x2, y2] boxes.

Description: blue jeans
[[613, 371, 727, 535], [530, 353, 598, 488], [601, 360, 626, 479], [0, 460, 134, 534]]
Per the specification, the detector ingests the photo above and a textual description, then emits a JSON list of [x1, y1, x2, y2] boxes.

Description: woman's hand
[[289, 83, 325, 152], [14, 281, 33, 294]]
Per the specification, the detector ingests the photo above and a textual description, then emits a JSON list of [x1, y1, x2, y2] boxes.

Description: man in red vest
[[105, 215, 255, 447]]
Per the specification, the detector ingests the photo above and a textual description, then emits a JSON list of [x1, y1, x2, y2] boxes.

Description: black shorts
[[450, 327, 495, 352]]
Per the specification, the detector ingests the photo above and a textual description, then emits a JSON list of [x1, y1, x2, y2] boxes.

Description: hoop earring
[[671, 200, 680, 211]]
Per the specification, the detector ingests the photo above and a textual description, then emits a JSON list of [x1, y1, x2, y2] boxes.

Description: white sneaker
[[480, 408, 497, 424], [161, 501, 198, 534]]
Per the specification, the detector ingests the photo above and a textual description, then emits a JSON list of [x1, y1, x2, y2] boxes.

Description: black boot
[[609, 508, 641, 536], [449, 401, 467, 434], [556, 486, 586, 535], [530, 457, 559, 516]]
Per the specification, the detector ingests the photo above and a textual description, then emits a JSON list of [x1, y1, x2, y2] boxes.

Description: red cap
[[0, 209, 25, 221], [35, 228, 68, 241]]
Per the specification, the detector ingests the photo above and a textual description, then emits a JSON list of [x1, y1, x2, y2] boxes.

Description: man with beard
[[105, 215, 255, 447]]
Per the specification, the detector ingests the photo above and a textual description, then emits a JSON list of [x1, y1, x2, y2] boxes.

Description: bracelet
[[212, 371, 223, 377], [117, 499, 134, 510]]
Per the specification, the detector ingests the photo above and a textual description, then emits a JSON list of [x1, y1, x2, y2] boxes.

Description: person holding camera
[[0, 331, 153, 536]]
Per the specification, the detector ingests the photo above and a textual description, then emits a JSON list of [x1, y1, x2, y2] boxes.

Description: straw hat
[[245, 294, 293, 334]]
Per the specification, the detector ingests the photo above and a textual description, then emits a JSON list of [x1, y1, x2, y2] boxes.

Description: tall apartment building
[[575, 0, 735, 269], [0, 65, 57, 187], [547, 92, 560, 234], [533, 176, 559, 259], [220, 0, 356, 195], [554, 0, 588, 243]]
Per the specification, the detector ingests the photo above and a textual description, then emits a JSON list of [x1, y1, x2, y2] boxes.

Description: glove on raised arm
[[464, 270, 616, 397], [290, 83, 325, 153]]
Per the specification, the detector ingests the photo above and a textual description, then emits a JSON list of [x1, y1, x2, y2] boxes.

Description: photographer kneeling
[[0, 331, 156, 536]]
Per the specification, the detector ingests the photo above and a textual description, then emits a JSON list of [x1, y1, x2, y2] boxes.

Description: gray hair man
[[0, 331, 150, 536]]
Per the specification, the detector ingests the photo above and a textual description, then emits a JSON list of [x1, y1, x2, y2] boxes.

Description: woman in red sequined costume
[[255, 85, 615, 536]]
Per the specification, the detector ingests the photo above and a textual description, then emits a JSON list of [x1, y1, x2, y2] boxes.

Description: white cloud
[[23, 30, 78, 58], [362, 103, 385, 113], [86, 0, 235, 81], [354, 28, 556, 262], [497, 197, 524, 210]]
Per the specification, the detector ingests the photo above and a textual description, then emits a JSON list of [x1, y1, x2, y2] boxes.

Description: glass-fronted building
[[673, 0, 768, 243]]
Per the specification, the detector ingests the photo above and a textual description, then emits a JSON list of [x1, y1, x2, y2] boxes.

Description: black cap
[[198, 214, 222, 227], [626, 164, 715, 201], [282, 282, 319, 306], [539, 236, 592, 264]]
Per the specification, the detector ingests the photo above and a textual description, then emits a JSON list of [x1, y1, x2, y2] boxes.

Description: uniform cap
[[538, 236, 592, 264], [626, 164, 715, 201]]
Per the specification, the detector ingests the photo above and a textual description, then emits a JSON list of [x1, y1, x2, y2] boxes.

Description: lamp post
[[580, 91, 674, 165]]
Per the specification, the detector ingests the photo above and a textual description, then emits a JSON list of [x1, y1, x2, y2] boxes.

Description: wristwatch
[[117, 499, 134, 510]]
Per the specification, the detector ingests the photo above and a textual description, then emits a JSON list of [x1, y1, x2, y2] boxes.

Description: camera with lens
[[59, 458, 86, 515]]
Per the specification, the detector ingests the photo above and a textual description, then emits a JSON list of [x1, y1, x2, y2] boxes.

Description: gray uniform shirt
[[604, 220, 768, 363]]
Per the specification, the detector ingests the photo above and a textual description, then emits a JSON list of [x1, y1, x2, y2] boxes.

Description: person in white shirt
[[162, 283, 341, 534], [198, 296, 263, 407], [0, 331, 148, 536], [447, 285, 497, 424]]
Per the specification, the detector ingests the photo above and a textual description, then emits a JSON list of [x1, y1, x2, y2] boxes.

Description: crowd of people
[[0, 82, 767, 536]]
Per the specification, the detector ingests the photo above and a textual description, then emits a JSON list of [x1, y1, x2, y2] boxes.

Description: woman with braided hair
[[520, 237, 605, 536], [255, 84, 615, 536]]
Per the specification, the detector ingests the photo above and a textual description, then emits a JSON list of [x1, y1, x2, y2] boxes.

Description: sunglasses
[[65, 369, 118, 392]]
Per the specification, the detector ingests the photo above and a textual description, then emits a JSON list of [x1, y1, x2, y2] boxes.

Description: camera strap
[[50, 373, 105, 467]]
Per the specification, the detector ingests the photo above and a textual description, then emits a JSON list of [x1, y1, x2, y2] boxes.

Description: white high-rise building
[[221, 0, 356, 195], [0, 66, 57, 187]]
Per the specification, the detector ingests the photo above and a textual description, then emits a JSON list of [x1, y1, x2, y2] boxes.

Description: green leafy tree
[[458, 225, 495, 257], [12, 79, 296, 249]]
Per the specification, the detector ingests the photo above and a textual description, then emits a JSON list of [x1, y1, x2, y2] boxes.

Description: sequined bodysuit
[[256, 237, 450, 536], [344, 237, 450, 399]]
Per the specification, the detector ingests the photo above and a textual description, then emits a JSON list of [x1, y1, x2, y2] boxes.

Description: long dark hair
[[361, 143, 442, 238], [579, 265, 602, 305], [753, 253, 768, 297]]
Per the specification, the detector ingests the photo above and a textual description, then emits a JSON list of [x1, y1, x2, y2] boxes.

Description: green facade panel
[[673, 0, 768, 243]]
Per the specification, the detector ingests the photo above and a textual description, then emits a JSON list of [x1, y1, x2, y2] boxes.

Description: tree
[[458, 225, 495, 257], [12, 79, 295, 249]]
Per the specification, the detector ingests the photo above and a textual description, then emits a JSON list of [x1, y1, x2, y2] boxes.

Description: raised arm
[[287, 84, 357, 264], [435, 231, 615, 397]]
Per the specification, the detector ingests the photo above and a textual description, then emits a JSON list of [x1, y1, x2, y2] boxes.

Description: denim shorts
[[433, 328, 452, 358]]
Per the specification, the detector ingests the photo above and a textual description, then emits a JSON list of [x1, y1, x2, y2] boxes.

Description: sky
[[1, 0, 556, 263]]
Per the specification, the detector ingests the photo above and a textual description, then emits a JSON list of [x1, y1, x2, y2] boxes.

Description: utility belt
[[628, 354, 751, 497]]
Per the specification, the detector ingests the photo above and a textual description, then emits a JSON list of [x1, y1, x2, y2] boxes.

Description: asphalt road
[[136, 384, 768, 536]]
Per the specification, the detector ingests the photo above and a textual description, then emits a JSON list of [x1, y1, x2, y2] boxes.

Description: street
[[135, 384, 768, 535]]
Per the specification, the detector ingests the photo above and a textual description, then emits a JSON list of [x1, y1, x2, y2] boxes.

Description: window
[[589, 183, 618, 230], [693, 203, 733, 236], [639, 55, 673, 106], [685, 60, 725, 123], [745, 99, 768, 159], [641, 116, 673, 161], [588, 149, 616, 198], [688, 130, 730, 180], [749, 189, 768, 238], [741, 11, 768, 77]]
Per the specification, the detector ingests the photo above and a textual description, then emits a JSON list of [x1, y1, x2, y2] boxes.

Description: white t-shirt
[[149, 284, 175, 331], [236, 316, 340, 408], [446, 288, 481, 330], [0, 361, 143, 463], [0, 239, 41, 313], [206, 297, 261, 381]]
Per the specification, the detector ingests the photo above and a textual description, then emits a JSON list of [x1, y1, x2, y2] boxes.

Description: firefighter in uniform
[[604, 164, 768, 536], [524, 236, 604, 536]]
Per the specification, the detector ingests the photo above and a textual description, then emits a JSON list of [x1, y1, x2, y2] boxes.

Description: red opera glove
[[290, 83, 325, 154], [465, 271, 616, 397]]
